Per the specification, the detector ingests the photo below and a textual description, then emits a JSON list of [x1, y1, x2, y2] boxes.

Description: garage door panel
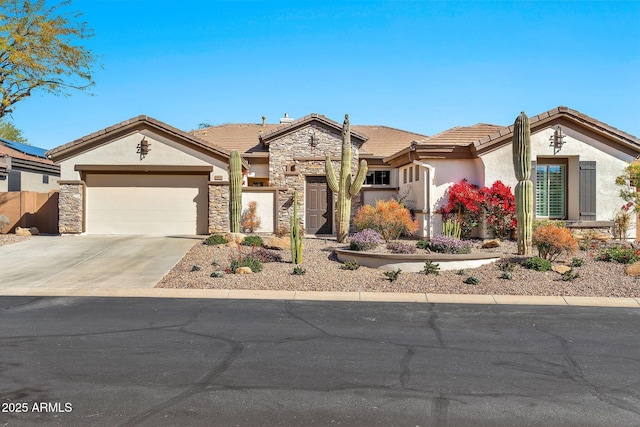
[[86, 174, 208, 235]]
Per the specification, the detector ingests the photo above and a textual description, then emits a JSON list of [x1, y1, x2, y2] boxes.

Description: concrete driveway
[[0, 235, 199, 291]]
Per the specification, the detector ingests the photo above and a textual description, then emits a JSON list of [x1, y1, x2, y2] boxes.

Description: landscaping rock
[[225, 232, 246, 244], [15, 227, 31, 236], [626, 262, 640, 277], [226, 241, 238, 250], [263, 236, 290, 250], [482, 239, 501, 249], [235, 266, 252, 274], [29, 227, 40, 235], [552, 264, 572, 274]]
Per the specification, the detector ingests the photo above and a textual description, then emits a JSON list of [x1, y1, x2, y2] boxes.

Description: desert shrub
[[349, 229, 384, 251], [251, 247, 283, 263], [532, 224, 577, 261], [424, 235, 472, 254], [210, 271, 224, 278], [456, 269, 466, 275], [422, 260, 440, 275], [570, 257, 584, 267], [596, 246, 640, 264], [212, 260, 220, 267], [242, 235, 264, 247], [498, 261, 516, 272], [292, 266, 306, 275], [500, 272, 513, 280], [353, 199, 419, 242], [437, 179, 483, 238], [273, 225, 290, 238], [386, 241, 417, 254], [464, 276, 480, 285], [532, 219, 566, 231], [561, 269, 580, 281], [612, 207, 632, 241], [229, 255, 263, 273], [341, 260, 360, 270], [241, 201, 262, 233], [190, 265, 202, 272], [482, 181, 516, 239], [416, 239, 430, 250], [523, 256, 552, 272], [383, 268, 402, 282], [0, 214, 9, 232], [203, 234, 228, 245]]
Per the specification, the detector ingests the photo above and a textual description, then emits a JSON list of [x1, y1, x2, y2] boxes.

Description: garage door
[[85, 174, 208, 235]]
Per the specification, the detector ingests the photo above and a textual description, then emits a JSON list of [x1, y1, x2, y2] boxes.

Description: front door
[[305, 176, 333, 235]]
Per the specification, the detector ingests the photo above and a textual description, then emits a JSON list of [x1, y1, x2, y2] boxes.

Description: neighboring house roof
[[0, 138, 59, 175], [47, 115, 248, 168], [190, 114, 428, 158]]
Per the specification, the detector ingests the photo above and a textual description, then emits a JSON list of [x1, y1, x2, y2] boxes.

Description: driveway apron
[[0, 235, 198, 290]]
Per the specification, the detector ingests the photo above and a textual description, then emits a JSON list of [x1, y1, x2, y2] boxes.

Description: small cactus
[[290, 191, 303, 264], [442, 218, 462, 239], [229, 150, 243, 233], [325, 114, 368, 243]]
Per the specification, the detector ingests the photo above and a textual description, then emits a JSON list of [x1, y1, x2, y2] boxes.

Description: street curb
[[1, 287, 639, 308]]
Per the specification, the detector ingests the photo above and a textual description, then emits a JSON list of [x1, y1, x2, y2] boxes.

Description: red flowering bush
[[353, 199, 419, 242], [438, 179, 516, 239], [481, 181, 516, 239]]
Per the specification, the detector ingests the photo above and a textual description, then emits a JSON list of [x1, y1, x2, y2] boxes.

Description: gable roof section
[[258, 113, 370, 146], [1, 139, 60, 175], [471, 106, 640, 157], [47, 115, 245, 167], [351, 125, 428, 157], [384, 123, 503, 166], [191, 123, 278, 155]]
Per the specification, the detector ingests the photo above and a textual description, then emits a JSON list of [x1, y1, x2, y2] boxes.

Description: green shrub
[[533, 219, 566, 230], [456, 269, 466, 275], [570, 257, 585, 267], [251, 247, 283, 263], [523, 256, 552, 272], [416, 239, 430, 250], [498, 261, 516, 272], [242, 235, 264, 247], [203, 234, 227, 245], [464, 276, 480, 285], [499, 272, 513, 280], [292, 266, 306, 275], [210, 271, 224, 278], [211, 260, 220, 267], [596, 246, 640, 264], [230, 256, 263, 273], [561, 269, 580, 281], [383, 268, 402, 282], [190, 265, 202, 272], [422, 260, 440, 275], [341, 260, 360, 270]]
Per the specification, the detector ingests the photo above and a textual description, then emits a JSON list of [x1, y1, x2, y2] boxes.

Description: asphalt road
[[0, 297, 639, 427]]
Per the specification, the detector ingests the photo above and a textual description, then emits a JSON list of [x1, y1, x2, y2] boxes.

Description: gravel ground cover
[[0, 235, 29, 246], [157, 238, 640, 297]]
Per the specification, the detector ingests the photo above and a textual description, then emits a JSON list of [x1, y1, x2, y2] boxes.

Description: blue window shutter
[[579, 161, 596, 220]]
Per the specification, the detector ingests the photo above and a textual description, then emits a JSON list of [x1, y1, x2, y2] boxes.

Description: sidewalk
[[1, 286, 639, 307]]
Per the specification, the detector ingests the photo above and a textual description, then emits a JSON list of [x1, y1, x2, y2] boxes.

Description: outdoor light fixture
[[310, 130, 317, 148], [549, 126, 566, 154], [137, 137, 151, 160]]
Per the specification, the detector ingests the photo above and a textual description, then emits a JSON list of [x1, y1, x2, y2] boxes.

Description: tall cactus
[[290, 191, 303, 264], [513, 112, 533, 255], [325, 114, 368, 243], [228, 150, 242, 233]]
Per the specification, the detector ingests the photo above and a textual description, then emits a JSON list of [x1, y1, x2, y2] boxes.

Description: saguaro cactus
[[325, 114, 368, 243], [228, 150, 243, 233], [513, 112, 533, 255], [290, 191, 303, 264]]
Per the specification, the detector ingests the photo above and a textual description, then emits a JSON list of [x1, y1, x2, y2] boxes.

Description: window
[[536, 164, 566, 219], [365, 170, 390, 186], [415, 165, 419, 181], [408, 167, 413, 183], [42, 175, 49, 184], [403, 168, 407, 184]]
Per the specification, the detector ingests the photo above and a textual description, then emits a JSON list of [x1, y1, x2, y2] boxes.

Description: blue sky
[[8, 0, 640, 149]]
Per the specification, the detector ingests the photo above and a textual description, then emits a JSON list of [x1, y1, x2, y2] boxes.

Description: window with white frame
[[536, 163, 566, 219], [365, 170, 390, 185]]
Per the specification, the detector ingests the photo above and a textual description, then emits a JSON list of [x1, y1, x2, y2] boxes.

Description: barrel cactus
[[513, 112, 533, 255], [229, 150, 243, 233], [325, 114, 368, 243]]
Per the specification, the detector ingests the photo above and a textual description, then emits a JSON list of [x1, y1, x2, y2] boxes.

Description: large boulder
[[15, 227, 31, 236], [552, 264, 572, 274], [235, 266, 252, 274], [263, 236, 290, 251], [626, 262, 640, 277], [225, 232, 246, 244], [482, 239, 501, 249]]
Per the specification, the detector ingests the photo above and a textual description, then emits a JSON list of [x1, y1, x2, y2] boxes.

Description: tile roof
[[0, 140, 56, 166], [418, 123, 506, 145]]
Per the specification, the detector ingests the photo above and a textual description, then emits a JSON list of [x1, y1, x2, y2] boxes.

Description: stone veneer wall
[[58, 181, 84, 233], [208, 182, 229, 233], [268, 124, 363, 232]]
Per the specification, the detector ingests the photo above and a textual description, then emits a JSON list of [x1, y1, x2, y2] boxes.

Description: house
[[46, 107, 639, 239], [0, 138, 60, 192]]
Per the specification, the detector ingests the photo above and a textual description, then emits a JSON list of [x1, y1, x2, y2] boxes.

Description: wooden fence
[[0, 191, 59, 234]]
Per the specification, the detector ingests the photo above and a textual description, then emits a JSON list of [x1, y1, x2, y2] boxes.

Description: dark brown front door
[[305, 176, 333, 234]]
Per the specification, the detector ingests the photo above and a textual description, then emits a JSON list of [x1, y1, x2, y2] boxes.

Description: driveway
[[0, 235, 199, 290]]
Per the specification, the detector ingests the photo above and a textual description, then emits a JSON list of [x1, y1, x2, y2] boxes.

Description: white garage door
[[86, 174, 208, 235]]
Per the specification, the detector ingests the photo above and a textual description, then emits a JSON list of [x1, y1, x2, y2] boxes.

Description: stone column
[[209, 182, 230, 233], [58, 181, 85, 234]]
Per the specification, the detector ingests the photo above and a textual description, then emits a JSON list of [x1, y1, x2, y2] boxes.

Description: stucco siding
[[242, 190, 275, 233], [59, 130, 229, 181]]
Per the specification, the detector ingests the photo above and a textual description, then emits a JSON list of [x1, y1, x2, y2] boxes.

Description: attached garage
[[85, 173, 208, 235]]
